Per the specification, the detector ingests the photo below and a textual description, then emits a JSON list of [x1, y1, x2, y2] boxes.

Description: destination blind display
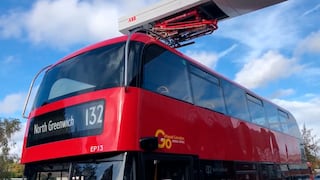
[[27, 100, 105, 147]]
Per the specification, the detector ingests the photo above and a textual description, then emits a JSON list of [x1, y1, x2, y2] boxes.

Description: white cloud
[[0, 10, 24, 38], [270, 88, 295, 99], [185, 44, 237, 68], [215, 1, 299, 63], [218, 44, 238, 58], [24, 0, 120, 48], [0, 93, 25, 115], [185, 50, 219, 68], [0, 0, 158, 48], [296, 31, 320, 55], [234, 51, 303, 89], [0, 56, 20, 76], [272, 97, 320, 138], [302, 3, 320, 16], [3, 56, 16, 64]]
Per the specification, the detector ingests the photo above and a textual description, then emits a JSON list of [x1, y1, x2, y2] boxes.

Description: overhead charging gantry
[[118, 0, 286, 48]]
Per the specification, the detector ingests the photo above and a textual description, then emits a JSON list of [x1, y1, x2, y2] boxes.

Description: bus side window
[[265, 102, 282, 131], [221, 80, 250, 121], [189, 65, 226, 114], [246, 94, 267, 127], [278, 110, 289, 133], [142, 45, 192, 103], [287, 114, 301, 138]]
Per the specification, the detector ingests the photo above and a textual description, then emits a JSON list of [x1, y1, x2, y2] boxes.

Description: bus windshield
[[33, 42, 125, 109], [24, 154, 124, 180]]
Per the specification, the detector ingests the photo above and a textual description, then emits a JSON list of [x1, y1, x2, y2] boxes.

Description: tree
[[0, 117, 21, 178], [301, 124, 320, 170]]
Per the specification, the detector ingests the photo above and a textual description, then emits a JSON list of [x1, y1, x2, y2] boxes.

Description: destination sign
[[27, 100, 105, 147]]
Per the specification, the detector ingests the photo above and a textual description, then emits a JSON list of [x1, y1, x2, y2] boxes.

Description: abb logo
[[128, 16, 136, 22]]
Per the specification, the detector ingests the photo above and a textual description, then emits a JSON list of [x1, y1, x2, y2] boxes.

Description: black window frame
[[278, 109, 289, 133], [189, 64, 226, 114], [141, 44, 193, 103], [246, 94, 268, 127], [221, 80, 250, 121]]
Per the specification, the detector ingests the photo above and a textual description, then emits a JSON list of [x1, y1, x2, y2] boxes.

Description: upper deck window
[[33, 42, 125, 108], [265, 102, 282, 131], [246, 94, 267, 126], [189, 65, 226, 113], [222, 80, 250, 121], [287, 113, 301, 138], [278, 110, 289, 133], [142, 45, 192, 103]]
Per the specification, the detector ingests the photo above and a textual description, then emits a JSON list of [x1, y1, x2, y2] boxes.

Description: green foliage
[[301, 124, 320, 170], [0, 118, 21, 154], [0, 117, 22, 178]]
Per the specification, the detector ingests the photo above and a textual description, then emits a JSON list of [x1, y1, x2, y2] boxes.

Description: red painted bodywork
[[21, 34, 302, 165]]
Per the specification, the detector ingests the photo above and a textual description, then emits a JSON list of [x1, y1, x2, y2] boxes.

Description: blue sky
[[0, 0, 319, 155]]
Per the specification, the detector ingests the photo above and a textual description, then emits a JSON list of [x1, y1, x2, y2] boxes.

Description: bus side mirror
[[139, 137, 158, 151]]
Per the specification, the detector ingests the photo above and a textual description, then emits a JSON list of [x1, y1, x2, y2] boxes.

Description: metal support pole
[[22, 65, 51, 119], [124, 27, 143, 91]]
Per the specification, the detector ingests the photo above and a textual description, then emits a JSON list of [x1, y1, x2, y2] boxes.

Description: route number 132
[[85, 104, 104, 126]]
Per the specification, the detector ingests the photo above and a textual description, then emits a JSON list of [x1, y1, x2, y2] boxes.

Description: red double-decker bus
[[21, 33, 312, 179]]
